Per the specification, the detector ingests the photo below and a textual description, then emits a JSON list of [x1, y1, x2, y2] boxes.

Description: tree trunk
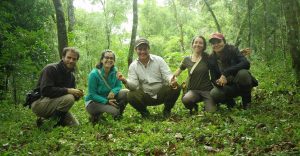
[[296, 1, 300, 24], [171, 0, 185, 52], [204, 0, 221, 33], [247, 0, 252, 48], [179, 23, 185, 52], [280, 2, 287, 59], [262, 0, 268, 58], [234, 0, 254, 48], [12, 72, 17, 105], [100, 0, 111, 49], [234, 13, 247, 47], [128, 0, 138, 67], [282, 0, 300, 86], [68, 0, 75, 32], [53, 0, 68, 58]]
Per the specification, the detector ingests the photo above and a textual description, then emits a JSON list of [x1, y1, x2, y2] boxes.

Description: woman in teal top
[[85, 50, 128, 124]]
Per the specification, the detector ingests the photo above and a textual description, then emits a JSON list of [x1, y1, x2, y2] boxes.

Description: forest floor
[[1, 58, 300, 155]]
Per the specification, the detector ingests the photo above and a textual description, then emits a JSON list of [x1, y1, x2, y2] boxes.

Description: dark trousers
[[210, 69, 254, 105], [127, 85, 181, 115]]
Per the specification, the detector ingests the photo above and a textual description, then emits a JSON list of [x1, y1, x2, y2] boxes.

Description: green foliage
[[140, 0, 171, 37], [2, 54, 300, 155], [164, 36, 182, 53], [1, 0, 300, 154], [0, 0, 57, 102]]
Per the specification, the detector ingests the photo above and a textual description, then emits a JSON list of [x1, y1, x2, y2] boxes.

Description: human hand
[[181, 81, 186, 89], [107, 91, 115, 99], [216, 75, 227, 86], [107, 99, 119, 108], [241, 48, 251, 56], [170, 75, 179, 89], [68, 88, 84, 98], [117, 72, 127, 84]]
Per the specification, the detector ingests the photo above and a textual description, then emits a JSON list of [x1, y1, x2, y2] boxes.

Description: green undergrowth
[[1, 58, 300, 155]]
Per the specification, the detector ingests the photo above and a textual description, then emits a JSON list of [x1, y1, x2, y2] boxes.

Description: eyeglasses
[[210, 39, 222, 45], [104, 56, 114, 60]]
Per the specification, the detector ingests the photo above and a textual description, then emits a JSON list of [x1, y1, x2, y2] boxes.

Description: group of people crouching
[[30, 32, 258, 127]]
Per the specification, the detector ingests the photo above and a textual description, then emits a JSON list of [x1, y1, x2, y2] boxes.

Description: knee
[[127, 91, 134, 102], [166, 86, 181, 101], [181, 95, 193, 105], [118, 89, 129, 101], [62, 94, 75, 107], [210, 88, 225, 102], [236, 69, 252, 86], [127, 91, 140, 103], [236, 69, 249, 76], [113, 109, 120, 116], [181, 97, 193, 109]]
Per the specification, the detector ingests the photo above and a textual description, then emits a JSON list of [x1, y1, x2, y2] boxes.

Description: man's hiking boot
[[226, 99, 236, 109], [242, 102, 251, 110], [36, 117, 45, 127], [194, 104, 199, 113], [53, 111, 67, 127], [52, 111, 79, 127], [114, 114, 123, 121], [189, 105, 199, 115], [163, 109, 171, 118], [141, 110, 150, 118]]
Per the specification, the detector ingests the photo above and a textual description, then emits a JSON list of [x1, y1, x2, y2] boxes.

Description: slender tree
[[203, 0, 221, 33], [100, 0, 112, 49], [262, 0, 268, 57], [234, 13, 248, 47], [282, 0, 300, 85], [170, 0, 185, 52], [247, 0, 252, 48], [128, 0, 138, 67], [53, 0, 68, 58], [68, 0, 75, 32], [280, 1, 287, 59], [234, 0, 254, 48]]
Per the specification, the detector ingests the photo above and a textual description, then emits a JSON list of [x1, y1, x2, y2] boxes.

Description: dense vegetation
[[0, 0, 299, 155]]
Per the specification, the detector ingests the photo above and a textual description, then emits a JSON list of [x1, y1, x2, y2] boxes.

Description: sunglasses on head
[[210, 39, 222, 44]]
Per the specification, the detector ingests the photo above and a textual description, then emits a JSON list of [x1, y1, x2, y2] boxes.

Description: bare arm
[[173, 68, 183, 77]]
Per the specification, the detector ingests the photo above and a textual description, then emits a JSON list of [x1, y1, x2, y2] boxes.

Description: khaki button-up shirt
[[127, 54, 173, 98]]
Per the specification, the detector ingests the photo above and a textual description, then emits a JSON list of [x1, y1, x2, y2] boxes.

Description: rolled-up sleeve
[[158, 57, 173, 83], [126, 64, 139, 91]]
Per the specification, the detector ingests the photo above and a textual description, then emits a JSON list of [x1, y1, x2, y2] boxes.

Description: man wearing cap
[[117, 38, 181, 118], [208, 32, 258, 109]]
